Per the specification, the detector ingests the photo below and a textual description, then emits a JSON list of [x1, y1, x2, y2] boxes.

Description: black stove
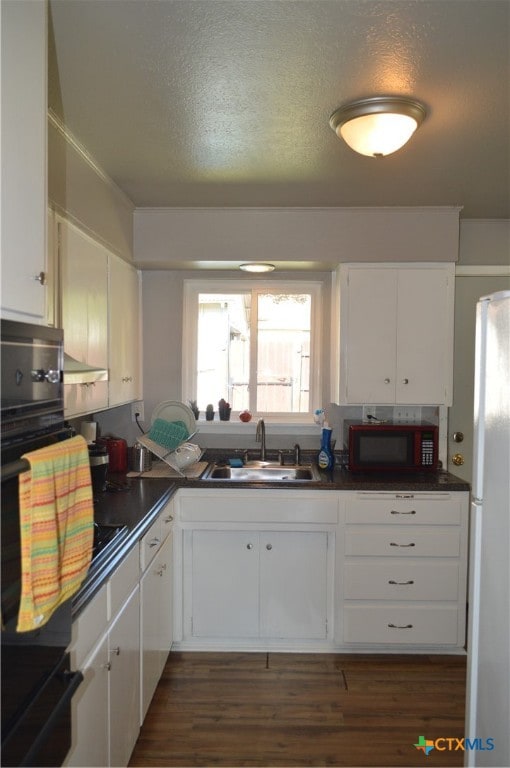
[[91, 523, 128, 569]]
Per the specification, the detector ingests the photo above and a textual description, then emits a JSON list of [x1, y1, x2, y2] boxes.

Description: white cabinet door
[[260, 531, 328, 640], [334, 264, 454, 405], [108, 255, 141, 406], [396, 267, 453, 403], [140, 532, 173, 721], [66, 634, 109, 768], [190, 529, 329, 641], [60, 219, 108, 417], [108, 586, 140, 768], [191, 530, 259, 638], [1, 0, 47, 323], [343, 268, 397, 403]]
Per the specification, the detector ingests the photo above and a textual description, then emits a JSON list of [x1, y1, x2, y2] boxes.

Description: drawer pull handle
[[164, 515, 174, 523], [390, 542, 415, 547], [103, 661, 112, 671], [388, 623, 413, 629], [389, 579, 415, 585], [149, 537, 160, 548], [266, 543, 273, 551], [390, 510, 416, 515], [110, 646, 120, 656], [246, 543, 254, 550]]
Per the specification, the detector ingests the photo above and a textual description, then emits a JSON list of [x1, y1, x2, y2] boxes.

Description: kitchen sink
[[203, 461, 321, 482]]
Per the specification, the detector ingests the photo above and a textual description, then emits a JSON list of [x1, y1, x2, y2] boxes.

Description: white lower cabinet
[[66, 616, 109, 767], [66, 547, 140, 768], [175, 489, 338, 650], [109, 586, 140, 768], [191, 529, 329, 641], [140, 530, 173, 721], [340, 491, 469, 649]]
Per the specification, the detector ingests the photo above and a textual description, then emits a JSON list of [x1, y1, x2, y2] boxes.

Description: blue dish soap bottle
[[318, 425, 335, 471]]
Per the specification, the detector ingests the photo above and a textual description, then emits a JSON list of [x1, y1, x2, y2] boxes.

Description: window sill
[[195, 420, 322, 437]]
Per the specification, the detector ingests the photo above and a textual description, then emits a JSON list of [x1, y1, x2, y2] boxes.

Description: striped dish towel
[[17, 434, 94, 632]]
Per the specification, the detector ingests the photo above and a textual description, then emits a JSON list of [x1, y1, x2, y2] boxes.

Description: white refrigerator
[[465, 290, 510, 767]]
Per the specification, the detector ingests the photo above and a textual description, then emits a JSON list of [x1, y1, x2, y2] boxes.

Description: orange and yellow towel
[[17, 434, 94, 632]]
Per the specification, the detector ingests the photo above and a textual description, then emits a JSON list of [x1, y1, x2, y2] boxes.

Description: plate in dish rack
[[150, 400, 196, 435]]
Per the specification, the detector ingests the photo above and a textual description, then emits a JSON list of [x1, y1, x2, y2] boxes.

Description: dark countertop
[[185, 466, 469, 492], [73, 477, 175, 617], [73, 459, 469, 618]]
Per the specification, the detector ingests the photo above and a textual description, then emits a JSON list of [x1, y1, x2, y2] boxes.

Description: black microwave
[[344, 421, 439, 472]]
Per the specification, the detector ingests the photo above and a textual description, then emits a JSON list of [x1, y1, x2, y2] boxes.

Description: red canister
[[98, 437, 128, 473]]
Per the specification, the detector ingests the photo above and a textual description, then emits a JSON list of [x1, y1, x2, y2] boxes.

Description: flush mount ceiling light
[[239, 263, 275, 273], [329, 96, 426, 157]]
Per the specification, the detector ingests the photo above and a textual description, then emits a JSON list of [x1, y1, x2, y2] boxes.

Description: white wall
[[134, 206, 461, 267]]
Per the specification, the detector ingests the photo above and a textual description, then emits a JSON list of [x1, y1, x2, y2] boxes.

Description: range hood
[[64, 353, 109, 384]]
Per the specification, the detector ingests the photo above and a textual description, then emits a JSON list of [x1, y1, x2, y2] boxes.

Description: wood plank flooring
[[129, 652, 466, 767]]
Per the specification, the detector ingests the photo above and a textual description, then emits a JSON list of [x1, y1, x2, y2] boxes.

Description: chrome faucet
[[255, 419, 266, 461], [294, 443, 301, 465]]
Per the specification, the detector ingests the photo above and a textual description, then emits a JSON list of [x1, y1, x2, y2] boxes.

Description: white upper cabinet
[[59, 219, 109, 417], [108, 255, 141, 407], [332, 263, 455, 405], [1, 0, 48, 322]]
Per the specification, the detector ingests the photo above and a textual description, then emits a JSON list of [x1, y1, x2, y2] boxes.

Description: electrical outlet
[[362, 405, 377, 421], [393, 406, 422, 424], [131, 401, 144, 422]]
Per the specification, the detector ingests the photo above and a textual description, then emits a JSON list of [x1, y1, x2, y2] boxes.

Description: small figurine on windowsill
[[218, 398, 231, 421], [188, 400, 199, 420]]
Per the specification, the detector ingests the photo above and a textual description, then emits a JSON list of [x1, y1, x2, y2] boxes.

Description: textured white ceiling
[[48, 0, 510, 218]]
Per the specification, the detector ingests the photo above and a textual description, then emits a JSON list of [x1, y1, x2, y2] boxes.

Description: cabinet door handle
[[390, 509, 416, 515], [266, 543, 273, 551], [110, 646, 120, 656], [164, 515, 174, 523], [149, 537, 160, 548], [388, 580, 415, 585], [33, 271, 46, 285], [384, 378, 391, 384], [402, 378, 409, 384], [388, 623, 413, 629], [103, 661, 112, 671], [390, 542, 415, 548], [246, 543, 254, 550]]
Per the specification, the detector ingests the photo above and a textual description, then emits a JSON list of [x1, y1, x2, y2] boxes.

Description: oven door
[[1, 449, 83, 767], [1, 643, 83, 767]]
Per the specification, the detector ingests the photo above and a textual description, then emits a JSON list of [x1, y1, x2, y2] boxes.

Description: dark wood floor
[[129, 652, 466, 767]]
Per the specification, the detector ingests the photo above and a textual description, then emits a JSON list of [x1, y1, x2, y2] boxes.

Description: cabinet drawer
[[343, 604, 459, 645], [140, 518, 163, 570], [345, 526, 460, 557], [343, 560, 459, 601], [108, 544, 139, 619], [160, 501, 175, 539], [346, 496, 462, 525]]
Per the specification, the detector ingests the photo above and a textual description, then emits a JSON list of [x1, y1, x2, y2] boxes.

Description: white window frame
[[182, 279, 322, 423]]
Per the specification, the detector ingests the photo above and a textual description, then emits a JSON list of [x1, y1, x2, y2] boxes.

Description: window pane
[[257, 293, 311, 413], [197, 293, 250, 411]]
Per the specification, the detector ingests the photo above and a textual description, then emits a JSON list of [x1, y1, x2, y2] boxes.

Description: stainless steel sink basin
[[203, 461, 321, 482]]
